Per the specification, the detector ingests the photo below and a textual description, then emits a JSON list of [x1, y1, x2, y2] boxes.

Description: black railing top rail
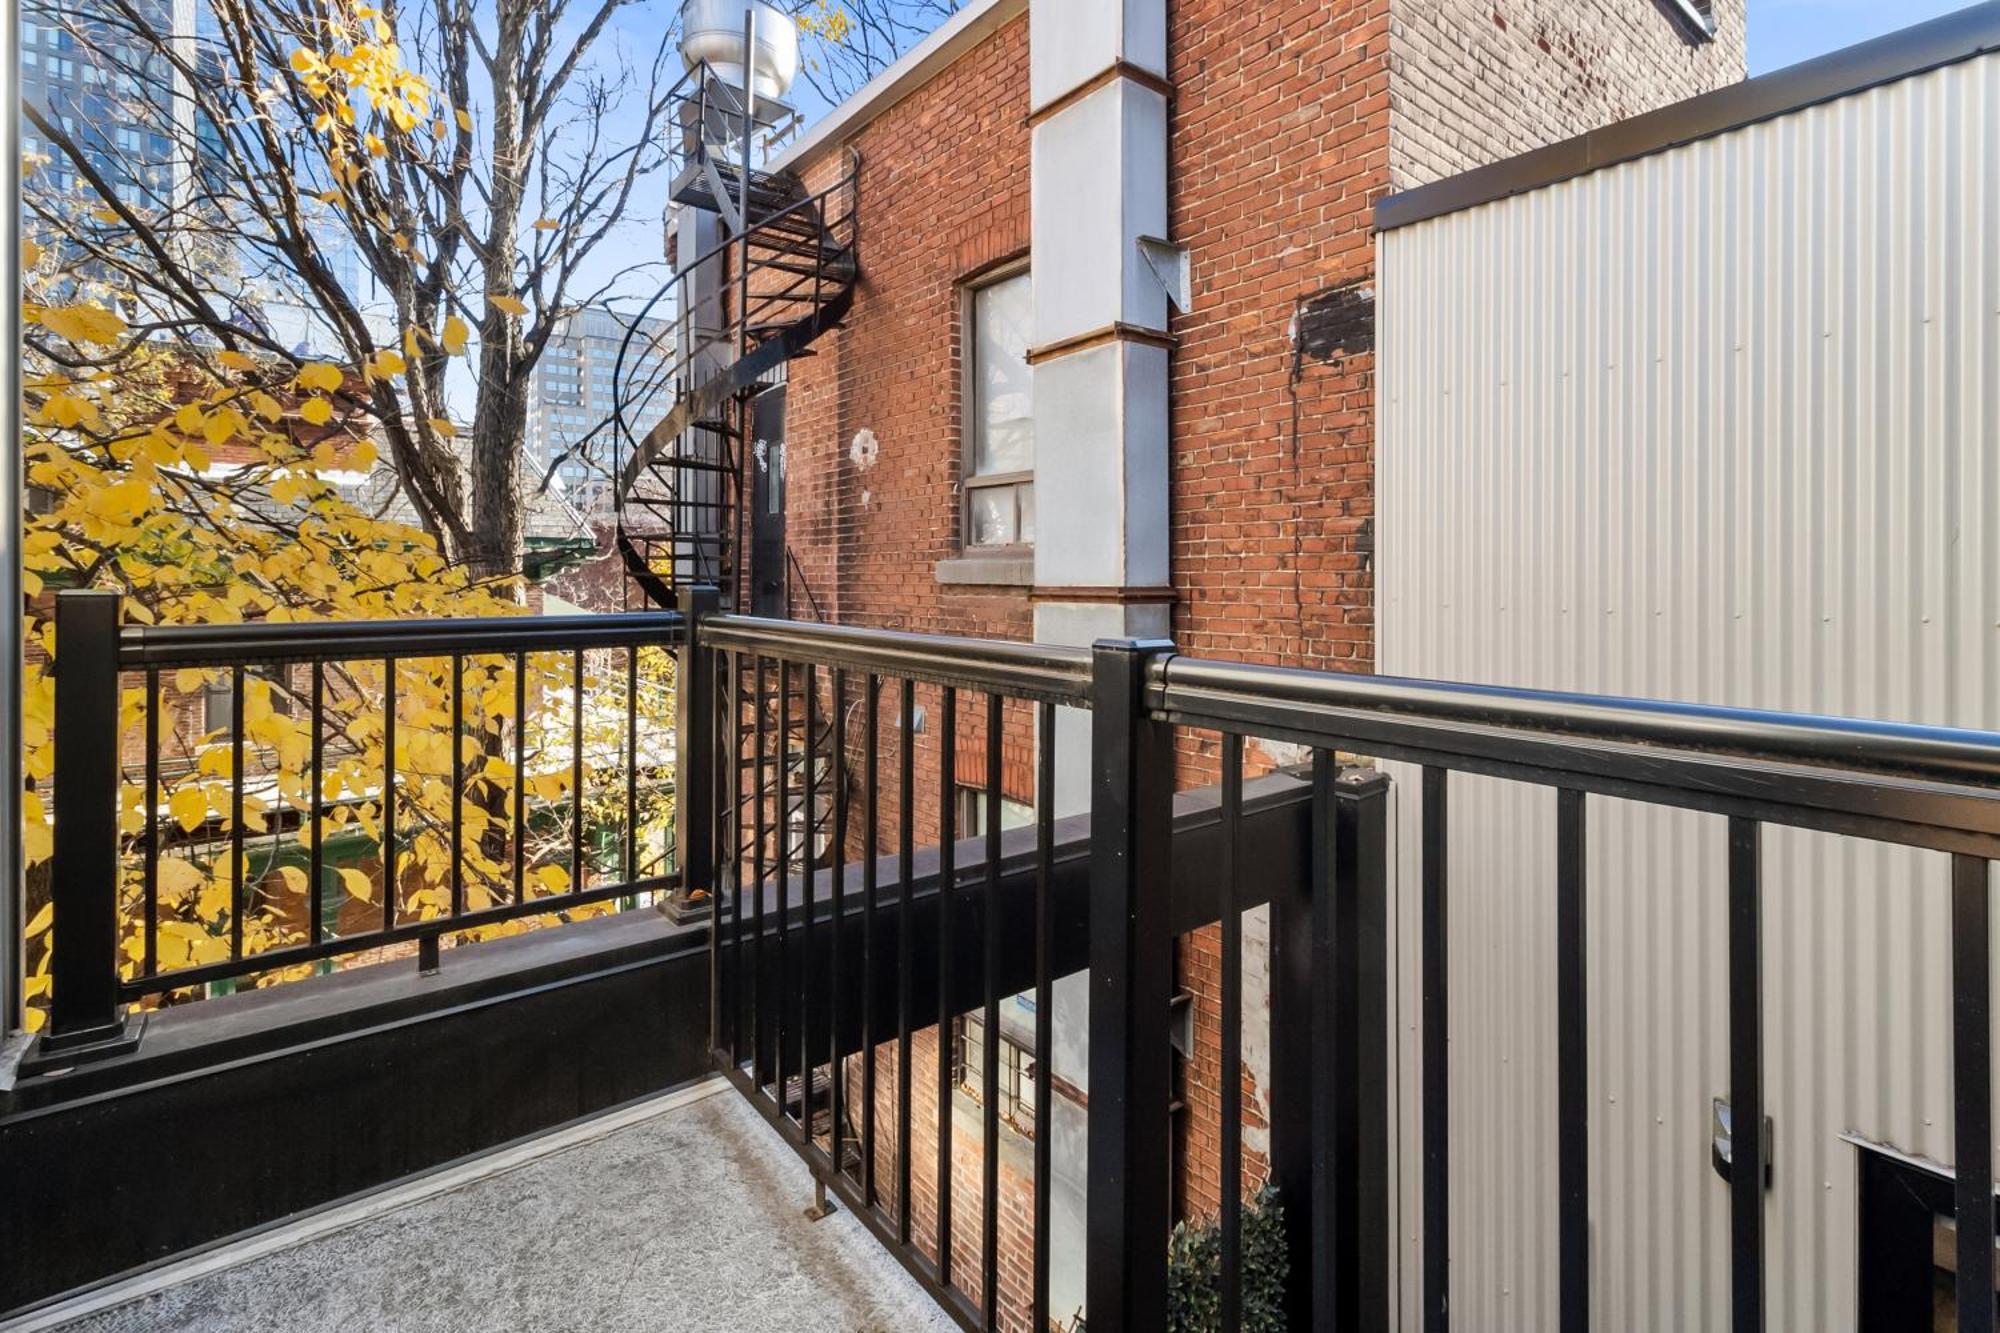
[[118, 611, 686, 669], [703, 614, 1093, 705], [1153, 653, 2000, 855], [26, 594, 687, 1051]]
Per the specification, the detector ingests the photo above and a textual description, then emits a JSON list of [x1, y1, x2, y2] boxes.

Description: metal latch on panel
[[1137, 236, 1191, 314], [1712, 1095, 1774, 1189]]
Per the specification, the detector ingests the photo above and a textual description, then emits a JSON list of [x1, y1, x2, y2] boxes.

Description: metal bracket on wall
[[1137, 236, 1191, 314]]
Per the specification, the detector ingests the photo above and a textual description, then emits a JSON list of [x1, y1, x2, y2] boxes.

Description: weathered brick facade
[[1390, 0, 1748, 189], [759, 0, 1743, 1322]]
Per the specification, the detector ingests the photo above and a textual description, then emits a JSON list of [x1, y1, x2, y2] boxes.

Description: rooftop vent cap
[[680, 0, 801, 100]]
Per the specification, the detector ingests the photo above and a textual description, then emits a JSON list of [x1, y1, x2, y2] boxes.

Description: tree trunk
[[467, 14, 529, 587], [467, 367, 528, 585]]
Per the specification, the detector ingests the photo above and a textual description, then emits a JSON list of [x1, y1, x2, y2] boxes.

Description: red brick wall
[[782, 16, 1041, 863], [1164, 0, 1392, 1228], [844, 1033, 1042, 1331], [1169, 0, 1390, 676], [786, 15, 1034, 648]]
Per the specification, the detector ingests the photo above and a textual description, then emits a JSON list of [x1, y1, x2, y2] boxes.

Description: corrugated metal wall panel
[[1377, 53, 2000, 1331]]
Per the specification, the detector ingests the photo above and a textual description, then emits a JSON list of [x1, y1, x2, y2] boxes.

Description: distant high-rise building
[[528, 307, 674, 517], [23, 0, 385, 356], [21, 0, 194, 207]]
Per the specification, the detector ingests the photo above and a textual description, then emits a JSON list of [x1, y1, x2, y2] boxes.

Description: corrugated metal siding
[[1377, 53, 2000, 1331]]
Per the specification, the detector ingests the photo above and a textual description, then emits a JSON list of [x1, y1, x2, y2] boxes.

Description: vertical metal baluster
[[777, 660, 793, 1120], [1421, 764, 1449, 1332], [802, 663, 818, 1143], [1220, 731, 1244, 1331], [754, 657, 769, 1090], [1728, 820, 1776, 1328], [571, 648, 585, 894], [627, 643, 639, 884], [981, 692, 1002, 1328], [1297, 750, 1342, 1324], [897, 676, 915, 1246], [936, 684, 957, 1286], [1032, 700, 1055, 1333], [450, 653, 464, 919], [713, 643, 726, 905], [309, 662, 324, 946], [1955, 854, 1994, 1333], [863, 674, 880, 1206], [41, 592, 128, 1046], [831, 667, 848, 1180], [383, 658, 397, 930], [512, 651, 526, 905], [730, 650, 747, 1068], [143, 666, 159, 978], [1557, 788, 1589, 1333], [229, 664, 245, 960], [1728, 817, 1764, 1333]]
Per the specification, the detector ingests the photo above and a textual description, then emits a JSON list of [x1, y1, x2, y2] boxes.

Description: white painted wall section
[[1029, 0, 1166, 112], [1032, 342, 1171, 589], [1030, 81, 1171, 347]]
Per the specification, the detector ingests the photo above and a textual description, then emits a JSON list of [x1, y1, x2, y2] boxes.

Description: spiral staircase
[[610, 77, 858, 614], [611, 65, 857, 879]]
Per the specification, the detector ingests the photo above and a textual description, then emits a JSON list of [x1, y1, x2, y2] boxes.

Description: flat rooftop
[[23, 1081, 954, 1333]]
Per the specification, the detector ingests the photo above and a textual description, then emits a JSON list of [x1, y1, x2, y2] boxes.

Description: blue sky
[[563, 2, 1982, 318], [1750, 0, 1976, 75]]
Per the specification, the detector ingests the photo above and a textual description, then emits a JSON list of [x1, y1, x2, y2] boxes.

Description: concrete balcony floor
[[30, 1080, 955, 1333]]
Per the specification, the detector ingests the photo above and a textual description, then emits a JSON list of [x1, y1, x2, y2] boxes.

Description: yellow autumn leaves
[[34, 302, 127, 345]]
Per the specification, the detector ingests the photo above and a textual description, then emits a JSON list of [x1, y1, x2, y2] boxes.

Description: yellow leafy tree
[[24, 0, 957, 580], [19, 211, 677, 1034]]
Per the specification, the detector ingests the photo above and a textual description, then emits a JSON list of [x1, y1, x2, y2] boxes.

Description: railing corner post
[[1085, 636, 1176, 1333], [1273, 759, 1392, 1328], [1333, 764, 1393, 1329], [25, 589, 143, 1071], [667, 585, 722, 927]]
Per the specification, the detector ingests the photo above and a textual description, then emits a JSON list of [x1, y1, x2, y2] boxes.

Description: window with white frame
[[955, 784, 1036, 841], [964, 267, 1034, 548], [952, 1009, 1038, 1140]]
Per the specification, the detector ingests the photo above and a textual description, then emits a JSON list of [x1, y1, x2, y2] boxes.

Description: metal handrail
[[119, 611, 686, 668], [1155, 654, 2000, 789], [701, 613, 1093, 706]]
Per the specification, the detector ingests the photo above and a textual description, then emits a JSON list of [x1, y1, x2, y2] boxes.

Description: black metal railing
[[681, 611, 2000, 1333], [30, 590, 686, 1063], [689, 612, 1087, 1331], [27, 590, 2000, 1333], [1145, 651, 2000, 1333]]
